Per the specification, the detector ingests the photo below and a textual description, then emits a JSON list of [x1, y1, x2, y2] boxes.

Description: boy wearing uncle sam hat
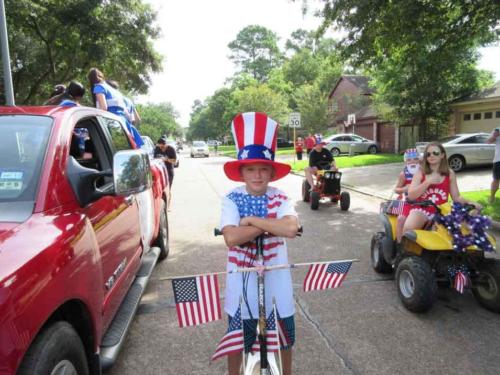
[[220, 112, 300, 374]]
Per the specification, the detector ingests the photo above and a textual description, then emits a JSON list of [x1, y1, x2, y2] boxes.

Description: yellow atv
[[371, 200, 499, 313]]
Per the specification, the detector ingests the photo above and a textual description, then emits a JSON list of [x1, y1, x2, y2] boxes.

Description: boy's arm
[[240, 216, 299, 238], [222, 225, 263, 247]]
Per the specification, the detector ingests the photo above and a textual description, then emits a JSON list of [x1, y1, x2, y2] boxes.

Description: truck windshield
[[0, 115, 52, 204]]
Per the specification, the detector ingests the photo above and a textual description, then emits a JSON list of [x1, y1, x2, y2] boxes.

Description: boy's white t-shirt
[[220, 185, 297, 319]]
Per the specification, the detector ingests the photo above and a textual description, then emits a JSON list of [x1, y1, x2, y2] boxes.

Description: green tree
[[285, 29, 316, 53], [317, 0, 499, 139], [4, 0, 162, 105], [137, 103, 181, 142], [293, 84, 329, 134], [228, 25, 283, 82]]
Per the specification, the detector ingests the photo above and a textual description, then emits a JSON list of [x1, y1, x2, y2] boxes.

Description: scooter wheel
[[310, 191, 320, 210], [302, 180, 311, 202], [340, 191, 350, 211]]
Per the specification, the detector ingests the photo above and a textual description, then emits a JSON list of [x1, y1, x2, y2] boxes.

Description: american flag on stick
[[172, 274, 221, 328], [386, 200, 405, 215], [454, 271, 469, 294], [251, 309, 280, 353], [212, 305, 244, 361], [303, 261, 352, 292]]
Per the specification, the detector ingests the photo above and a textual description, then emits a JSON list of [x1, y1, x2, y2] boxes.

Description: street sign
[[347, 113, 356, 125], [288, 112, 301, 128]]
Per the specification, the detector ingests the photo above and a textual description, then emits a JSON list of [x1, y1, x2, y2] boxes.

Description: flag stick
[[159, 259, 359, 280]]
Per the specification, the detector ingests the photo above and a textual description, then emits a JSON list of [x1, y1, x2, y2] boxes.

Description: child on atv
[[403, 142, 480, 235], [393, 148, 420, 243], [220, 112, 300, 375], [304, 139, 337, 190]]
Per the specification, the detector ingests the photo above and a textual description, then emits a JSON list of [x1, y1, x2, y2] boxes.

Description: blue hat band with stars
[[237, 144, 275, 161]]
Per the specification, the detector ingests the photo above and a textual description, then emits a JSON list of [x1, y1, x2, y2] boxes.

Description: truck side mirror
[[113, 150, 152, 196], [67, 157, 112, 207]]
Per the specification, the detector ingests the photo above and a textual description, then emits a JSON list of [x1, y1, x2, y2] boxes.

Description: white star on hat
[[241, 150, 249, 159], [263, 150, 272, 159]]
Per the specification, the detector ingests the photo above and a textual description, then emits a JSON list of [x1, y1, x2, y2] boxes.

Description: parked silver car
[[324, 133, 379, 156], [191, 140, 210, 158], [416, 133, 494, 172]]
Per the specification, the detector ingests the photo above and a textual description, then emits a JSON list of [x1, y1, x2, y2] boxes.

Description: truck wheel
[[371, 232, 392, 274], [396, 257, 437, 313], [340, 191, 350, 211], [472, 260, 500, 313], [155, 203, 170, 261], [18, 321, 89, 375], [310, 191, 320, 210], [302, 180, 311, 202]]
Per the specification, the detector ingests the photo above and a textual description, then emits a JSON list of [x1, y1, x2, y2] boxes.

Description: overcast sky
[[140, 0, 500, 128]]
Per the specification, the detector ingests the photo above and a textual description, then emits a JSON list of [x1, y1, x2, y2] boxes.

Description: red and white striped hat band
[[224, 112, 291, 182]]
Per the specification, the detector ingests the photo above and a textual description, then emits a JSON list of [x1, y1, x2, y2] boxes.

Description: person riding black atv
[[302, 160, 350, 211], [371, 199, 499, 313]]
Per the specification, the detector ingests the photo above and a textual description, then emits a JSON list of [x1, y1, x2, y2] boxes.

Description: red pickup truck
[[0, 106, 170, 374]]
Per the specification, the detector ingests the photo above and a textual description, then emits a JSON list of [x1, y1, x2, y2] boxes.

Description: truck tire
[[310, 191, 320, 210], [472, 260, 500, 313], [18, 321, 89, 375], [396, 257, 437, 313], [371, 232, 392, 274], [340, 191, 350, 211], [155, 202, 170, 261], [302, 180, 311, 202]]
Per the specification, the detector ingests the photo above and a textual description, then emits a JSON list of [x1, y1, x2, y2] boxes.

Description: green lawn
[[459, 190, 500, 221], [289, 154, 403, 171]]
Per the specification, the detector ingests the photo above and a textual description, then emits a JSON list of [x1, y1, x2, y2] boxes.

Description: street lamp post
[[0, 0, 14, 105]]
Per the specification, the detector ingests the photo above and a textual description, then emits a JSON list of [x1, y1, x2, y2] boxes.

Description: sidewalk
[[293, 162, 500, 230]]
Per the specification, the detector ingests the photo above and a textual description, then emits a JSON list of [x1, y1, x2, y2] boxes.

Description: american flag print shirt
[[220, 186, 297, 319]]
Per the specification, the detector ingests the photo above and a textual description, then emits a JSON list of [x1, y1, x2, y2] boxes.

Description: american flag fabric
[[231, 112, 278, 155], [211, 306, 244, 361], [172, 274, 222, 328], [454, 271, 469, 294], [303, 261, 352, 292], [386, 199, 405, 215]]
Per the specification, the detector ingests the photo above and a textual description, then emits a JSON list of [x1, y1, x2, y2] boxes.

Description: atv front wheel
[[302, 180, 311, 202], [396, 257, 437, 313], [310, 191, 320, 210], [340, 191, 350, 211], [371, 232, 392, 274], [472, 260, 500, 313]]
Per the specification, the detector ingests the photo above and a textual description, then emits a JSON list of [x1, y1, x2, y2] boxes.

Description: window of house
[[496, 111, 500, 118], [463, 114, 471, 121], [484, 112, 492, 119], [473, 113, 481, 120]]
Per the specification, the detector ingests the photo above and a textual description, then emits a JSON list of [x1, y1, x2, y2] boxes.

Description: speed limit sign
[[288, 112, 301, 128]]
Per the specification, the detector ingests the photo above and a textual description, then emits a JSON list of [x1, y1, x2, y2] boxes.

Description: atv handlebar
[[214, 226, 303, 237], [405, 200, 479, 216]]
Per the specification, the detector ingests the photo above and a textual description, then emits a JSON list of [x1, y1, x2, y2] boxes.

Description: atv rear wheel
[[310, 191, 320, 210], [472, 260, 500, 313], [396, 256, 437, 313], [302, 180, 311, 202], [371, 232, 392, 274], [340, 191, 350, 211]]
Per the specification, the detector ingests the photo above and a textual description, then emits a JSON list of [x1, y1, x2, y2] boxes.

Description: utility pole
[[0, 0, 14, 105]]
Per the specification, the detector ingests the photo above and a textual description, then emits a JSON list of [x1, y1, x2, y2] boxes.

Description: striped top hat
[[404, 148, 419, 161], [223, 112, 291, 182]]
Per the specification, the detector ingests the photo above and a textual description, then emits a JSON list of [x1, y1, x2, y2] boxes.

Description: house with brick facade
[[448, 81, 500, 135], [327, 75, 402, 153]]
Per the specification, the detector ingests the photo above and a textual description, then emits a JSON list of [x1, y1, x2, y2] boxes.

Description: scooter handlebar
[[214, 226, 303, 237]]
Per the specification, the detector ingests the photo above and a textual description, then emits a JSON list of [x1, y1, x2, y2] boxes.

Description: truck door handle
[[124, 195, 135, 206]]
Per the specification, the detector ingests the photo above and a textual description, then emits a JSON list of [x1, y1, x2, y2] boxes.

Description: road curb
[[290, 170, 500, 231]]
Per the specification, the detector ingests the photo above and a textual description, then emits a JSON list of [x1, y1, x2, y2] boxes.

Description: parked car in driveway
[[324, 133, 379, 156], [207, 139, 222, 147], [416, 133, 494, 172], [276, 138, 293, 148], [191, 140, 210, 157]]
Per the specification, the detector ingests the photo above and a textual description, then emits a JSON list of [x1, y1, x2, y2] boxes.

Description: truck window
[[99, 117, 133, 153]]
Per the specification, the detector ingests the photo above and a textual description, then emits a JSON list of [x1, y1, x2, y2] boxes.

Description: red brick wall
[[328, 78, 363, 122], [379, 124, 395, 152]]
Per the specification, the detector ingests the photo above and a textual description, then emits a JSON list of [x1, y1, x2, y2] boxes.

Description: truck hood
[[0, 222, 20, 242]]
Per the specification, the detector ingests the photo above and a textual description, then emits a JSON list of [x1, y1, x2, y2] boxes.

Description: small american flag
[[386, 200, 405, 215], [211, 306, 244, 361], [172, 274, 222, 328], [454, 271, 469, 294], [251, 309, 280, 353], [303, 261, 352, 292]]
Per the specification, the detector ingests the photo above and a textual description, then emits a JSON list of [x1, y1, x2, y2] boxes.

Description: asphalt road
[[109, 151, 500, 375]]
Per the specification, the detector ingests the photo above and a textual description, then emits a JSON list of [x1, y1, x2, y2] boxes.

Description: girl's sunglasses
[[426, 150, 441, 157]]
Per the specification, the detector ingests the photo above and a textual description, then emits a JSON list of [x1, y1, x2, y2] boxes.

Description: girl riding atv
[[402, 142, 480, 235]]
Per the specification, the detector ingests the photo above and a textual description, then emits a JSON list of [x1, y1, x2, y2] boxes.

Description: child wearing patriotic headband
[[394, 148, 420, 243], [220, 112, 300, 375]]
